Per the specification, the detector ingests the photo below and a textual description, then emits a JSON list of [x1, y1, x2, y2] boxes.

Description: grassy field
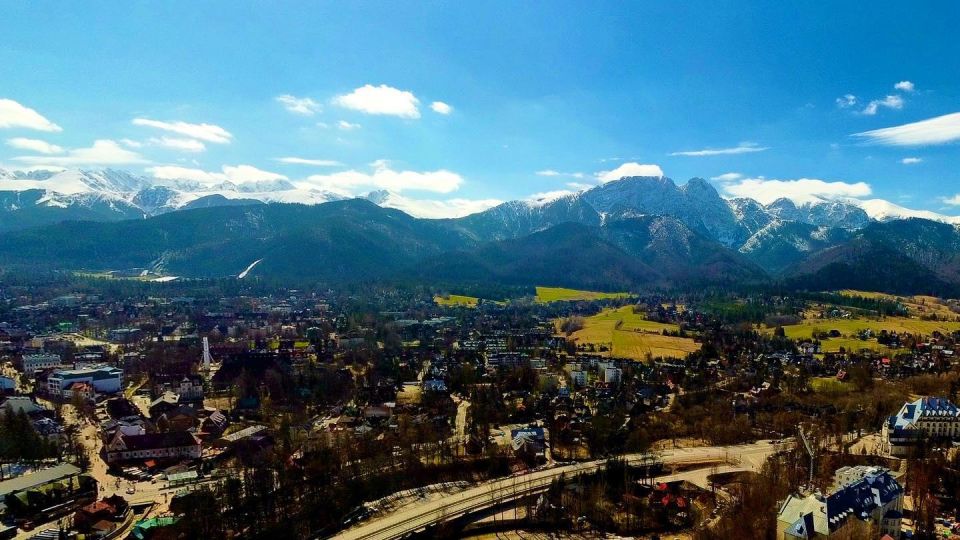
[[434, 294, 481, 307], [816, 337, 893, 354], [839, 289, 960, 319], [560, 306, 699, 360], [775, 316, 960, 340], [536, 286, 630, 303], [778, 290, 960, 352], [810, 376, 854, 394]]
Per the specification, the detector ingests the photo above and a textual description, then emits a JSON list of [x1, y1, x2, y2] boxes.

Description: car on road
[[125, 487, 135, 494]]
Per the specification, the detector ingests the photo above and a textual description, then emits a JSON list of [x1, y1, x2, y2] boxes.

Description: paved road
[[334, 440, 785, 540]]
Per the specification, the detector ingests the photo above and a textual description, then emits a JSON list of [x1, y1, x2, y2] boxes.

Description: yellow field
[[767, 311, 960, 353], [775, 316, 960, 340], [838, 289, 960, 319], [817, 337, 893, 354], [536, 286, 630, 303], [810, 377, 854, 394], [560, 306, 699, 360], [434, 294, 480, 307]]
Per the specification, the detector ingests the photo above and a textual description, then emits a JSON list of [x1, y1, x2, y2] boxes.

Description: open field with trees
[[768, 316, 960, 344], [760, 290, 960, 352], [558, 306, 699, 360], [434, 294, 481, 307], [535, 286, 630, 303]]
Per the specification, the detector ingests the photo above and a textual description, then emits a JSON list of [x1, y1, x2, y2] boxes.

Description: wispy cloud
[[669, 142, 768, 157], [6, 137, 63, 154], [836, 94, 858, 109], [337, 120, 361, 130], [721, 177, 871, 205], [132, 118, 233, 144], [853, 112, 960, 146], [596, 162, 664, 182], [536, 169, 585, 179], [148, 137, 206, 152], [276, 94, 322, 115], [861, 94, 903, 116], [333, 84, 420, 119], [901, 157, 922, 165], [274, 157, 343, 167], [13, 139, 146, 166], [526, 190, 575, 204], [943, 194, 960, 206], [0, 99, 62, 132], [710, 172, 743, 182], [303, 160, 463, 194], [372, 192, 500, 219], [147, 164, 287, 184]]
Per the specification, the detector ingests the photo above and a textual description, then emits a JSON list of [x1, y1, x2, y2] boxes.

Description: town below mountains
[[2, 168, 960, 296]]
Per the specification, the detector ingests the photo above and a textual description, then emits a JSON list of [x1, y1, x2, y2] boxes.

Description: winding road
[[333, 439, 785, 540]]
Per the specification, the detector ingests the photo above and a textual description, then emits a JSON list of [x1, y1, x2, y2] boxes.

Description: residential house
[[510, 426, 547, 461], [104, 431, 201, 464]]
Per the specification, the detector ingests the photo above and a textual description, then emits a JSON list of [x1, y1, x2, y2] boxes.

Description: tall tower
[[202, 336, 214, 372]]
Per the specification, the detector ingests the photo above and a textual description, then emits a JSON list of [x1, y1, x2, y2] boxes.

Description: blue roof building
[[882, 396, 960, 457], [777, 466, 903, 539]]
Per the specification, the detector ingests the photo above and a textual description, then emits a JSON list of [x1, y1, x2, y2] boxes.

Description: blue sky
[[1, 2, 960, 217]]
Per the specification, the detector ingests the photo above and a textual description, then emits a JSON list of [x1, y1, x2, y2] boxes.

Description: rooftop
[[0, 463, 82, 497]]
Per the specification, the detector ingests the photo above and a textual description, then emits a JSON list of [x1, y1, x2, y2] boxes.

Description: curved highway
[[333, 440, 784, 540]]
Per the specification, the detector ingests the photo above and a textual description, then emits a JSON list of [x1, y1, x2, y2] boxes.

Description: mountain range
[[1, 168, 959, 295]]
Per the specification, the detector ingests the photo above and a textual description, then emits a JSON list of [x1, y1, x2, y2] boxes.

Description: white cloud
[[0, 99, 62, 132], [337, 120, 361, 130], [274, 157, 344, 167], [596, 162, 664, 182], [149, 137, 206, 152], [147, 166, 225, 184], [943, 194, 960, 206], [526, 190, 575, 204], [853, 112, 960, 146], [669, 142, 768, 157], [222, 165, 287, 183], [721, 177, 872, 205], [13, 139, 146, 166], [6, 137, 63, 154], [894, 80, 915, 92], [275, 94, 322, 115], [119, 138, 143, 148], [861, 95, 904, 116], [566, 182, 594, 191], [836, 94, 858, 108], [132, 118, 233, 144], [303, 160, 463, 194], [901, 157, 922, 165], [147, 164, 287, 184], [536, 169, 584, 179], [375, 193, 501, 219], [332, 84, 420, 118], [430, 101, 453, 115], [710, 172, 743, 182]]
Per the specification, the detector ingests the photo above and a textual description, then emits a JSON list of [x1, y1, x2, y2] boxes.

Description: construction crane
[[798, 424, 817, 489]]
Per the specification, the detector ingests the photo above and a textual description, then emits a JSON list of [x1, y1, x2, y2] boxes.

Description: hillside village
[[1, 281, 960, 539]]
